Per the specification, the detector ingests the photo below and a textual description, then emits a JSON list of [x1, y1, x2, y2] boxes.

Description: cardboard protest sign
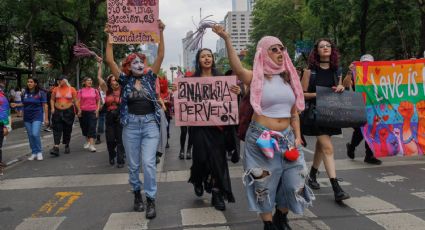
[[173, 76, 239, 126], [355, 59, 425, 157], [107, 0, 159, 44]]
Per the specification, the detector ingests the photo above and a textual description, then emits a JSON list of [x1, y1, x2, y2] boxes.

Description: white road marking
[[367, 213, 425, 230], [181, 207, 227, 226], [103, 212, 149, 230], [15, 217, 66, 230], [376, 175, 407, 183], [343, 195, 401, 214], [184, 226, 230, 230], [411, 192, 425, 200]]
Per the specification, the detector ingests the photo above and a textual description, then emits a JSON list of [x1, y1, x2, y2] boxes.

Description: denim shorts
[[243, 120, 315, 214]]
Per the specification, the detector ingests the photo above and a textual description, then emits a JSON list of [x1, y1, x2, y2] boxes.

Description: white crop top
[[260, 75, 295, 118]]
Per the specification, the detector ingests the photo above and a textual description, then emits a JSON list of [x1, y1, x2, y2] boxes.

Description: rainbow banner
[[355, 59, 425, 157]]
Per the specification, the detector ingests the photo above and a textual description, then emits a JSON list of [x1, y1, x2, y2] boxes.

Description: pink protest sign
[[174, 76, 239, 126], [107, 0, 159, 44]]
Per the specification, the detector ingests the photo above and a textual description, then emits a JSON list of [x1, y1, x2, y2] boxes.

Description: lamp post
[[170, 65, 177, 83]]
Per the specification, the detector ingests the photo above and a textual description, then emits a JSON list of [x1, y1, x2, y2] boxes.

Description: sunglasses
[[318, 44, 332, 49], [269, 46, 286, 53]]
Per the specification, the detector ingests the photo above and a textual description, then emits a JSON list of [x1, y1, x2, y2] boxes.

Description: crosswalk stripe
[[15, 217, 66, 230], [376, 175, 407, 183], [103, 212, 149, 230], [1, 156, 423, 190], [289, 209, 330, 230], [343, 195, 401, 214], [411, 192, 425, 200], [181, 207, 227, 226], [367, 213, 425, 230], [183, 227, 230, 230]]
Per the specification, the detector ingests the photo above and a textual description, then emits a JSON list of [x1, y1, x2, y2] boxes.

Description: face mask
[[131, 57, 145, 76]]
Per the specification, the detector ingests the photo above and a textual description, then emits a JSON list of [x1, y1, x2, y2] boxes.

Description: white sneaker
[[28, 154, 36, 161], [88, 145, 96, 152], [84, 142, 90, 149], [36, 153, 44, 161]]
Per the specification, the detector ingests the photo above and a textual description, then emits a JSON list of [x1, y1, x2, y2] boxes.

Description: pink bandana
[[250, 36, 305, 115]]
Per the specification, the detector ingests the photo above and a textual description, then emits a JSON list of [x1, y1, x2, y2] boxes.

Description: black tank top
[[315, 67, 335, 89]]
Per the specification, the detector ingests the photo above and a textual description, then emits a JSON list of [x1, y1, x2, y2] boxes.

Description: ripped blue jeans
[[243, 120, 314, 214]]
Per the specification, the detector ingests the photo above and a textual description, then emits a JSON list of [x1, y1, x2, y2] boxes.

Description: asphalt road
[[1, 122, 425, 230]]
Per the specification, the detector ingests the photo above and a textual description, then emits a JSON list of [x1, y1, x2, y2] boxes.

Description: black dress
[[188, 126, 235, 203], [302, 66, 342, 136]]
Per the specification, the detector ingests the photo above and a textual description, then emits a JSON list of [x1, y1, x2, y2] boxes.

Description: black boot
[[273, 209, 292, 230], [193, 183, 204, 197], [179, 149, 185, 160], [145, 197, 156, 219], [346, 143, 355, 159], [330, 178, 350, 202], [186, 146, 192, 160], [50, 146, 60, 157], [95, 135, 101, 145], [211, 189, 225, 211], [264, 221, 278, 230], [165, 140, 170, 149], [64, 144, 70, 154], [308, 167, 320, 190], [133, 190, 145, 212]]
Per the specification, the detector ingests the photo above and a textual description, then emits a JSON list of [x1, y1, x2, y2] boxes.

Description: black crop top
[[127, 88, 155, 115]]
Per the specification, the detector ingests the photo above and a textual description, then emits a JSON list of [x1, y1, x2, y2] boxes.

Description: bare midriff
[[53, 86, 74, 110], [253, 113, 290, 131]]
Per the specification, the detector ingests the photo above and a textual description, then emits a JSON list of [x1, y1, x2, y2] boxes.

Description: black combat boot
[[211, 189, 225, 211], [272, 208, 292, 230], [133, 190, 144, 212], [264, 221, 278, 230], [346, 142, 355, 159], [307, 167, 320, 190], [330, 178, 350, 202], [145, 197, 156, 219], [50, 146, 60, 157]]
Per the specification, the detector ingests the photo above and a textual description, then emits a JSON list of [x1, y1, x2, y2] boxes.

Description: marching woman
[[76, 65, 101, 153], [11, 78, 48, 160], [214, 25, 314, 230], [50, 75, 78, 156], [97, 61, 125, 168], [105, 20, 166, 219], [301, 38, 350, 202], [0, 83, 11, 175]]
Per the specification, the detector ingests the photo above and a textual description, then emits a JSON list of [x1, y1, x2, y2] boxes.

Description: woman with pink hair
[[214, 25, 314, 230]]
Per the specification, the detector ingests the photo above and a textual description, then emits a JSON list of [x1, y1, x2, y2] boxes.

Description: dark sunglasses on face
[[269, 46, 286, 53], [318, 44, 332, 49]]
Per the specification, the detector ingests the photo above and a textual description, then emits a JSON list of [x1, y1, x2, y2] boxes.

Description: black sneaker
[[179, 150, 185, 160], [364, 156, 382, 165], [50, 146, 60, 157], [145, 197, 156, 219], [64, 145, 70, 154], [194, 183, 204, 197], [211, 190, 225, 211], [346, 143, 355, 159]]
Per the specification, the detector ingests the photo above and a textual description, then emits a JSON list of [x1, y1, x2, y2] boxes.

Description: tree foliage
[[244, 0, 424, 71]]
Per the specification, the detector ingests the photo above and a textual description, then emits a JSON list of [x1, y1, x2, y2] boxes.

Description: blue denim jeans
[[243, 121, 314, 214], [24, 121, 43, 154], [122, 113, 160, 199]]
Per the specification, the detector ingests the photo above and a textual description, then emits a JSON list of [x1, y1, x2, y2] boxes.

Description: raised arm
[[151, 20, 165, 75], [104, 25, 120, 79], [212, 24, 252, 86], [95, 57, 107, 93]]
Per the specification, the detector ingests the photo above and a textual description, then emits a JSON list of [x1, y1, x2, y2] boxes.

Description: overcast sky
[[158, 0, 232, 77]]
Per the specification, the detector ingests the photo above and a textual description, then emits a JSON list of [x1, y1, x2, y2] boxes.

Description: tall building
[[232, 0, 255, 11], [182, 31, 197, 71], [223, 11, 253, 53], [141, 43, 158, 65]]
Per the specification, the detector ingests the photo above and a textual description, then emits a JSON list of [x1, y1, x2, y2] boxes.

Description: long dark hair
[[106, 74, 118, 95], [193, 48, 221, 77], [26, 77, 40, 94], [308, 38, 340, 71]]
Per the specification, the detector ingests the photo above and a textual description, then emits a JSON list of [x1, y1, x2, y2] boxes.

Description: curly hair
[[193, 48, 221, 77], [121, 53, 147, 75], [308, 38, 340, 71]]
